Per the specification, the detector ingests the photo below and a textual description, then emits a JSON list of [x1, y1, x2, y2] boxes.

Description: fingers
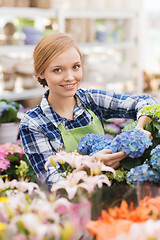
[[91, 149, 126, 162], [103, 151, 126, 161], [91, 149, 112, 161], [102, 151, 126, 168], [111, 161, 120, 169], [144, 130, 153, 140], [135, 127, 153, 141], [91, 149, 126, 169]]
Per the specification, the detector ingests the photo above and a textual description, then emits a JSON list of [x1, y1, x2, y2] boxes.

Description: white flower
[[51, 171, 87, 199]]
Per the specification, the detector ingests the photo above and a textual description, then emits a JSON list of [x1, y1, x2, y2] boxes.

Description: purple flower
[[77, 133, 112, 155], [110, 128, 152, 158], [127, 163, 160, 185], [150, 145, 160, 171], [105, 124, 121, 134], [78, 128, 152, 159], [0, 152, 10, 171]]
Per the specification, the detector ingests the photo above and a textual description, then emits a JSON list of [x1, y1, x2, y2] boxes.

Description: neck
[[48, 94, 76, 120]]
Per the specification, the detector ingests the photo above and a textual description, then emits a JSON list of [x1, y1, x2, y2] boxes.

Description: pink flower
[[67, 201, 91, 239], [53, 198, 72, 215], [30, 199, 60, 223], [47, 151, 116, 177], [1, 179, 40, 196], [13, 213, 61, 239], [79, 174, 111, 193], [51, 171, 87, 199], [79, 159, 116, 176], [46, 151, 90, 170], [13, 233, 27, 240], [0, 142, 24, 158], [0, 152, 10, 171]]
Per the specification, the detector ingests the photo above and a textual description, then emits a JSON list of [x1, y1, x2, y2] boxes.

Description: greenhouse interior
[[0, 0, 160, 239]]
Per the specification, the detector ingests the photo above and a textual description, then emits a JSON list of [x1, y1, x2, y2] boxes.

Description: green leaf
[[6, 156, 18, 162], [153, 121, 160, 131], [120, 157, 142, 170], [0, 108, 18, 123], [144, 122, 153, 132]]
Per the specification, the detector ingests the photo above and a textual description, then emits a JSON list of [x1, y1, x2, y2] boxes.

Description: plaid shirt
[[19, 88, 157, 188]]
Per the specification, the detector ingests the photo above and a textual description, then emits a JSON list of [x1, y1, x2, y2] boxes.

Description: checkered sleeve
[[19, 114, 62, 187], [83, 89, 158, 120]]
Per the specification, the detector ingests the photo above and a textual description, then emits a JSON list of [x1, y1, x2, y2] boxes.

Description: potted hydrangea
[[0, 99, 23, 144]]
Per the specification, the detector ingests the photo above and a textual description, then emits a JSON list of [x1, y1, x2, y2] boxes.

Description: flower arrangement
[[0, 99, 23, 124], [77, 104, 160, 186], [0, 105, 159, 240], [123, 104, 160, 147], [77, 133, 112, 155], [110, 128, 152, 158], [141, 103, 160, 119], [127, 144, 160, 185], [121, 104, 160, 185], [77, 128, 152, 158], [0, 142, 35, 181], [45, 151, 116, 200], [0, 178, 91, 240], [77, 128, 153, 185], [86, 195, 160, 240]]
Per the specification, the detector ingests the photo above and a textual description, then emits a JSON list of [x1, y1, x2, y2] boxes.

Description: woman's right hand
[[90, 149, 126, 169]]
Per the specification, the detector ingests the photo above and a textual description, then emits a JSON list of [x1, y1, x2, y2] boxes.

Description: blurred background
[[0, 0, 160, 108]]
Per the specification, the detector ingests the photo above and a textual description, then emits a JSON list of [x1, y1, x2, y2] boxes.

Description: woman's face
[[40, 47, 82, 100]]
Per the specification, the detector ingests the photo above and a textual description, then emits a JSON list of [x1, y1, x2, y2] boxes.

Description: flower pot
[[0, 122, 19, 144]]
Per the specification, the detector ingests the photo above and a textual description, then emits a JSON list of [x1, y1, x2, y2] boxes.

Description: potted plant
[[0, 99, 23, 144]]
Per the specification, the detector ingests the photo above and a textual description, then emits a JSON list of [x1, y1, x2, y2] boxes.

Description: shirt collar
[[73, 93, 85, 118], [40, 90, 62, 128], [40, 89, 86, 127]]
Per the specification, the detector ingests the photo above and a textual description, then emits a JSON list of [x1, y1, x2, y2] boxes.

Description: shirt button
[[64, 132, 68, 135]]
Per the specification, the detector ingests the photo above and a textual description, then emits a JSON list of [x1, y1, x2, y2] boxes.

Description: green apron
[[58, 108, 105, 152]]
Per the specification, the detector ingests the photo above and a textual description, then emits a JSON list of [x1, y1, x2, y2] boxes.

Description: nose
[[64, 70, 74, 81]]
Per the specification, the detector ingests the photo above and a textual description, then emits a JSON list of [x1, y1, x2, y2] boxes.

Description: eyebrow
[[48, 61, 81, 69]]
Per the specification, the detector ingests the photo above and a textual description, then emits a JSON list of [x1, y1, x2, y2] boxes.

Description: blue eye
[[54, 68, 61, 73], [73, 65, 80, 70]]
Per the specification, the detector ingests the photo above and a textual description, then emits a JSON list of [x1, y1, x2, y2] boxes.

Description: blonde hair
[[34, 32, 81, 87]]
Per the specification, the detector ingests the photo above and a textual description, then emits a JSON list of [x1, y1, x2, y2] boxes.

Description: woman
[[19, 32, 157, 188]]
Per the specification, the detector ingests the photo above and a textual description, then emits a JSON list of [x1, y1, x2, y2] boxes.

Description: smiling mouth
[[61, 83, 76, 89]]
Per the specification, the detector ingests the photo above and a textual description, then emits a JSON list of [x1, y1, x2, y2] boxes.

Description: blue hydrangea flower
[[77, 128, 152, 158], [77, 133, 112, 155], [110, 128, 152, 158], [127, 163, 160, 185], [0, 101, 17, 116], [150, 145, 160, 171], [90, 138, 112, 156]]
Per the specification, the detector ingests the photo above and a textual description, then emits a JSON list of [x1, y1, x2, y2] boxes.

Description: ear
[[38, 73, 45, 79]]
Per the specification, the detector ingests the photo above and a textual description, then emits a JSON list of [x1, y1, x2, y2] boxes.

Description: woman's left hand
[[136, 115, 153, 140], [135, 126, 153, 140]]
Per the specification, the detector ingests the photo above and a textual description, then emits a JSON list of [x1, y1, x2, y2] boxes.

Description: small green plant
[[0, 99, 23, 124], [0, 142, 36, 182]]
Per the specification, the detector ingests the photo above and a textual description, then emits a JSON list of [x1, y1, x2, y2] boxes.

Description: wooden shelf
[[0, 5, 144, 96], [63, 9, 137, 19], [0, 88, 46, 101], [0, 7, 57, 18]]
